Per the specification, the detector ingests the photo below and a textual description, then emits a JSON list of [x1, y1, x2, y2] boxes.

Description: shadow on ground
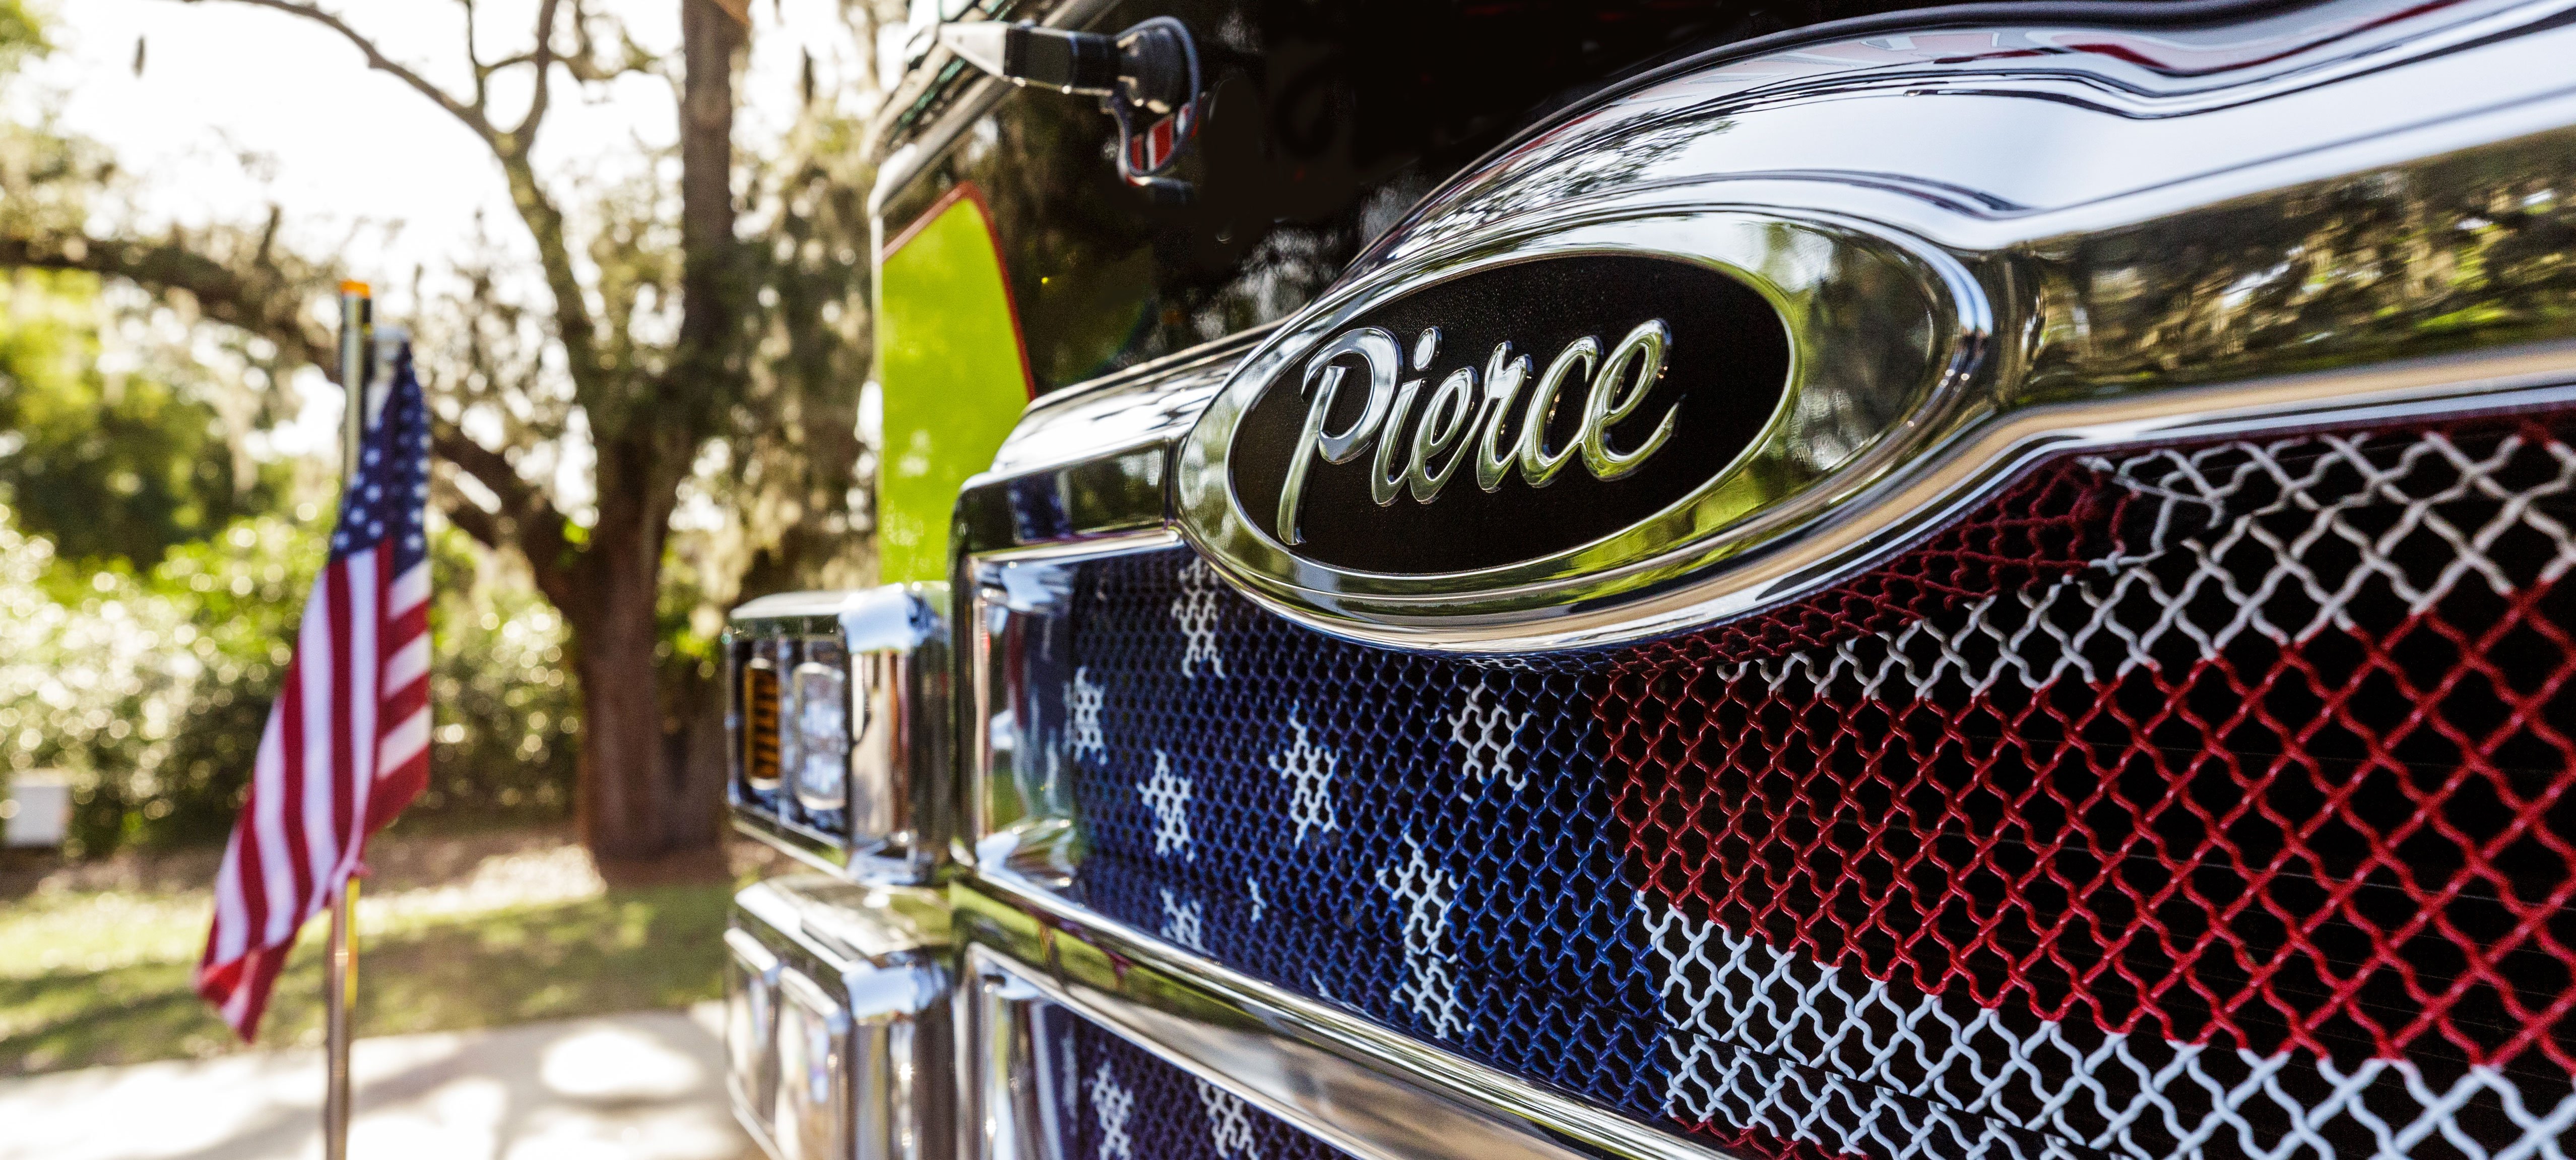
[[0, 883, 732, 1076], [0, 1006, 756, 1160]]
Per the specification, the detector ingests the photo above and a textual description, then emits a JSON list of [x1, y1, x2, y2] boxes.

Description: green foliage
[[0, 274, 291, 568], [1, 507, 204, 855], [0, 502, 583, 855], [0, 0, 44, 76], [80, 515, 320, 851], [424, 527, 581, 824]]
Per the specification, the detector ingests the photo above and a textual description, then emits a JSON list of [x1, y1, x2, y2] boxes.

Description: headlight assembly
[[725, 585, 950, 883]]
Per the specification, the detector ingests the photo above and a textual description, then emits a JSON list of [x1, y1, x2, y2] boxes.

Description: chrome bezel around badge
[[1173, 202, 1988, 648]]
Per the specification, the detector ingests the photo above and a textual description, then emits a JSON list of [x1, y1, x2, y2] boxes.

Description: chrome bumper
[[725, 878, 953, 1160]]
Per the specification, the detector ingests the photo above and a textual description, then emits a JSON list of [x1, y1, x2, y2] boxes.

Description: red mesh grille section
[[1602, 416, 2576, 1159], [1692, 460, 2132, 666]]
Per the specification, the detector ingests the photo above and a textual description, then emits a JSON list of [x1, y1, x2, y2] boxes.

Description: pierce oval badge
[[1174, 208, 1981, 649], [1228, 256, 1791, 574]]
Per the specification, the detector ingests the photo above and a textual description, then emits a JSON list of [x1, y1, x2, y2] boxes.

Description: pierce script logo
[[1275, 318, 1677, 544], [1225, 255, 1791, 575]]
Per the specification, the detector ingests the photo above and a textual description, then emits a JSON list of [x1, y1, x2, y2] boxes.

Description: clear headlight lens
[[792, 661, 851, 812]]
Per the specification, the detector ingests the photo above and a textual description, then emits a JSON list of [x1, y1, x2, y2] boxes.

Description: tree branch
[[514, 0, 563, 143], [0, 230, 335, 374], [431, 422, 579, 605], [460, 0, 490, 110], [184, 0, 498, 145], [435, 488, 509, 553], [559, 2, 657, 84], [431, 421, 539, 516]]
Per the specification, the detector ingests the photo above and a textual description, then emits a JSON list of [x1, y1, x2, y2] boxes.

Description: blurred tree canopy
[[0, 498, 580, 855], [0, 274, 294, 566], [0, 0, 898, 863], [0, 0, 39, 62]]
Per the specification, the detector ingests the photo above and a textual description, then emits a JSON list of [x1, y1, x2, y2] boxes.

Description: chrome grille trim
[[955, 876, 1723, 1160]]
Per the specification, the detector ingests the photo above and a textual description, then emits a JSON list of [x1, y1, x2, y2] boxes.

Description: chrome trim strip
[[967, 527, 1178, 567], [989, 326, 1271, 478], [729, 878, 957, 1160], [954, 873, 1727, 1160]]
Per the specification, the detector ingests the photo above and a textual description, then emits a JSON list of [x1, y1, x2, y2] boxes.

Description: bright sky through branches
[[18, 0, 883, 456]]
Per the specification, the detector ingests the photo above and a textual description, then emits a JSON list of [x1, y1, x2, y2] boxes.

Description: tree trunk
[[563, 0, 746, 868], [679, 0, 745, 378], [568, 441, 690, 863], [668, 666, 731, 852], [570, 581, 669, 862]]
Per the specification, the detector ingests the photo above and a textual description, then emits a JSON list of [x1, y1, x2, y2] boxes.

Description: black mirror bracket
[[939, 17, 1203, 201]]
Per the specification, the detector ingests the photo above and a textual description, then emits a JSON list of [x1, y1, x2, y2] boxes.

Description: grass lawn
[[0, 832, 753, 1076]]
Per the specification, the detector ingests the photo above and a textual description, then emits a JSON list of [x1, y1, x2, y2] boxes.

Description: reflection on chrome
[[1026, 0, 2576, 650], [929, 3, 2576, 1160]]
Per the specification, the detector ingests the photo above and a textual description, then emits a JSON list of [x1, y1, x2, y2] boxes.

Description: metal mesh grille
[[1042, 412, 2576, 1160], [1033, 1004, 1359, 1160]]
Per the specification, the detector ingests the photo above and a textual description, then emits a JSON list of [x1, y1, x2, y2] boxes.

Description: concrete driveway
[[0, 1004, 757, 1160]]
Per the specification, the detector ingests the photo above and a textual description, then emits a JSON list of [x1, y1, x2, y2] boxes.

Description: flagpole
[[325, 280, 372, 1160]]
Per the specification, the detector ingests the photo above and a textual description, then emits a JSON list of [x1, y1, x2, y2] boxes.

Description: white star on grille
[[1088, 1061, 1135, 1160], [1060, 1034, 1080, 1121], [1448, 678, 1531, 799], [1138, 751, 1193, 860], [1639, 896, 2576, 1160], [1377, 836, 1471, 1041], [1196, 1078, 1262, 1160], [1069, 666, 1107, 761], [1172, 559, 1228, 679], [1729, 431, 2576, 705], [1266, 705, 1339, 845], [1159, 887, 1208, 952]]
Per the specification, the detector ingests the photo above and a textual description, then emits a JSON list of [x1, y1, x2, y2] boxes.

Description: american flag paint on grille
[[1031, 1001, 1359, 1160], [195, 352, 433, 1041], [1028, 410, 2576, 1160]]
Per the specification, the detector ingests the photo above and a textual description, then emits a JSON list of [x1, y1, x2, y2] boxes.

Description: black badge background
[[1228, 256, 1791, 574]]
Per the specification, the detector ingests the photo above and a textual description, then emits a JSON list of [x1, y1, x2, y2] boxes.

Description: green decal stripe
[[877, 184, 1033, 584]]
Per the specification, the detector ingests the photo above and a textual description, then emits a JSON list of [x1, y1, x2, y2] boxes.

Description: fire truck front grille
[[1032, 1004, 1359, 1160], [1043, 410, 2576, 1160]]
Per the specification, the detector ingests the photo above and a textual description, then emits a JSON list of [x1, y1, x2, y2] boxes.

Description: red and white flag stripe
[[196, 546, 431, 1040]]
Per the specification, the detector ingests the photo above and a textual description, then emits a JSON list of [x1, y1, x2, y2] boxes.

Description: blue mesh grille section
[[1053, 549, 1661, 1116], [1009, 413, 2576, 1160], [1034, 1003, 1359, 1160]]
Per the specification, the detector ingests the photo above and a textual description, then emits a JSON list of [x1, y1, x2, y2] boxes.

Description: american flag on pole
[[197, 347, 433, 1040]]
